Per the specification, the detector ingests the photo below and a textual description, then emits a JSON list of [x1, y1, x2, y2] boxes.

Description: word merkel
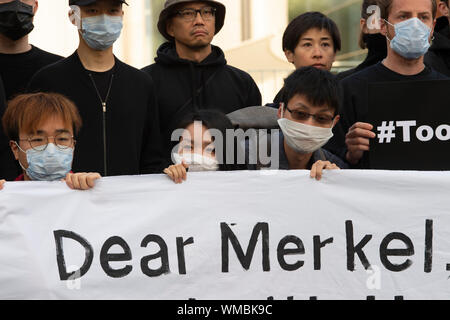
[[53, 220, 438, 281]]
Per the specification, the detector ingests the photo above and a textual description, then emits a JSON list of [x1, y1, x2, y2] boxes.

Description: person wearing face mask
[[0, 92, 101, 191], [324, 0, 448, 169], [27, 0, 165, 177], [425, 0, 450, 76], [0, 0, 63, 181], [0, 0, 63, 100], [245, 67, 348, 180], [336, 0, 388, 81], [142, 0, 262, 165], [163, 110, 246, 184], [270, 12, 341, 107]]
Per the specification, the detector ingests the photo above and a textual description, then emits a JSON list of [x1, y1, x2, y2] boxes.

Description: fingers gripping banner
[[0, 171, 450, 300]]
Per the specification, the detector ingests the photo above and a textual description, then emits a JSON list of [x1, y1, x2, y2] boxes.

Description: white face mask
[[172, 153, 219, 172], [277, 118, 334, 154]]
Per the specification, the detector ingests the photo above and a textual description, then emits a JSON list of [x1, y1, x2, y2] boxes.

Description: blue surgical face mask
[[385, 17, 431, 59], [16, 142, 74, 181], [81, 14, 123, 51]]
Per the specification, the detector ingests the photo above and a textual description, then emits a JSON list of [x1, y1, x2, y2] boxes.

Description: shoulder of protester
[[228, 106, 278, 130], [29, 51, 155, 88]]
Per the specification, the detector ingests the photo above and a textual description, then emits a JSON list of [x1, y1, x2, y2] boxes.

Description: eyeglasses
[[175, 7, 216, 22], [284, 105, 335, 126], [18, 132, 76, 151]]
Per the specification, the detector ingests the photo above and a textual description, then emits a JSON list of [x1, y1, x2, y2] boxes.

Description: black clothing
[[28, 51, 165, 176], [324, 62, 448, 168], [0, 76, 16, 180], [336, 33, 388, 81], [142, 42, 262, 157], [273, 87, 284, 105], [89, 68, 115, 102], [0, 46, 62, 180], [425, 17, 450, 77], [0, 45, 62, 100]]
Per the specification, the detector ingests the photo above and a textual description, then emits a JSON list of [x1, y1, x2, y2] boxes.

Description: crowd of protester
[[0, 0, 449, 190]]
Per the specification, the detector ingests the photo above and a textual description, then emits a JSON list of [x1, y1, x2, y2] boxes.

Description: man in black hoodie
[[142, 0, 262, 159], [27, 0, 164, 177], [425, 0, 450, 76]]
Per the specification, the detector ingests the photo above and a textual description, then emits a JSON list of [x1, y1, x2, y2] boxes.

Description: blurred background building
[[30, 0, 368, 103]]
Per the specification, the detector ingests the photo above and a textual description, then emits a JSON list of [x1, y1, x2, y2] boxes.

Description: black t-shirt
[[87, 68, 115, 103], [0, 45, 62, 100], [324, 62, 449, 168]]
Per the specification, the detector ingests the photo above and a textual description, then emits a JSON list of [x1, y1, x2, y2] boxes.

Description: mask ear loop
[[280, 102, 285, 118], [14, 141, 28, 171], [69, 5, 82, 30], [384, 19, 394, 42]]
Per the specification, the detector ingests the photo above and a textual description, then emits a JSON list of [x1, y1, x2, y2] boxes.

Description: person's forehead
[[390, 0, 433, 15], [182, 123, 213, 142], [300, 28, 332, 40], [183, 122, 208, 134], [23, 116, 72, 134], [288, 94, 333, 112]]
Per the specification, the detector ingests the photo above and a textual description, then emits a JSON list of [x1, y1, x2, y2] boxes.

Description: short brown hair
[[378, 0, 437, 20], [2, 92, 82, 141]]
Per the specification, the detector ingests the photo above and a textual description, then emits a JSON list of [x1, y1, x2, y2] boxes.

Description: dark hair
[[2, 92, 82, 142], [443, 0, 449, 7], [359, 0, 383, 49], [174, 110, 245, 171], [282, 66, 340, 115], [282, 11, 341, 53], [379, 0, 437, 19]]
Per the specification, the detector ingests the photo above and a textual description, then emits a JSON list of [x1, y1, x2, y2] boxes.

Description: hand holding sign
[[64, 173, 101, 190], [345, 122, 376, 165], [310, 160, 340, 181], [164, 162, 189, 184], [0, 179, 4, 190]]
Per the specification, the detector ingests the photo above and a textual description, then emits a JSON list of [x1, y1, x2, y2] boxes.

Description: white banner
[[0, 170, 450, 300]]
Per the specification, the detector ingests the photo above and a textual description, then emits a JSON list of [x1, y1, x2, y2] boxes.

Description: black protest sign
[[368, 80, 450, 170]]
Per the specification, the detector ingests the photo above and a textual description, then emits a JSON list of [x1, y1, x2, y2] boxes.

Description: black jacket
[[28, 51, 165, 176], [425, 17, 450, 77], [142, 42, 262, 156]]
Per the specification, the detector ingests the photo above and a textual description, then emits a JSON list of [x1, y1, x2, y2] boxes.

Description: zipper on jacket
[[102, 102, 107, 177], [88, 73, 114, 176]]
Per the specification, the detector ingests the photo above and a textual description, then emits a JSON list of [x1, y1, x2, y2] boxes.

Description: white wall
[[213, 0, 288, 52], [29, 0, 78, 58]]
